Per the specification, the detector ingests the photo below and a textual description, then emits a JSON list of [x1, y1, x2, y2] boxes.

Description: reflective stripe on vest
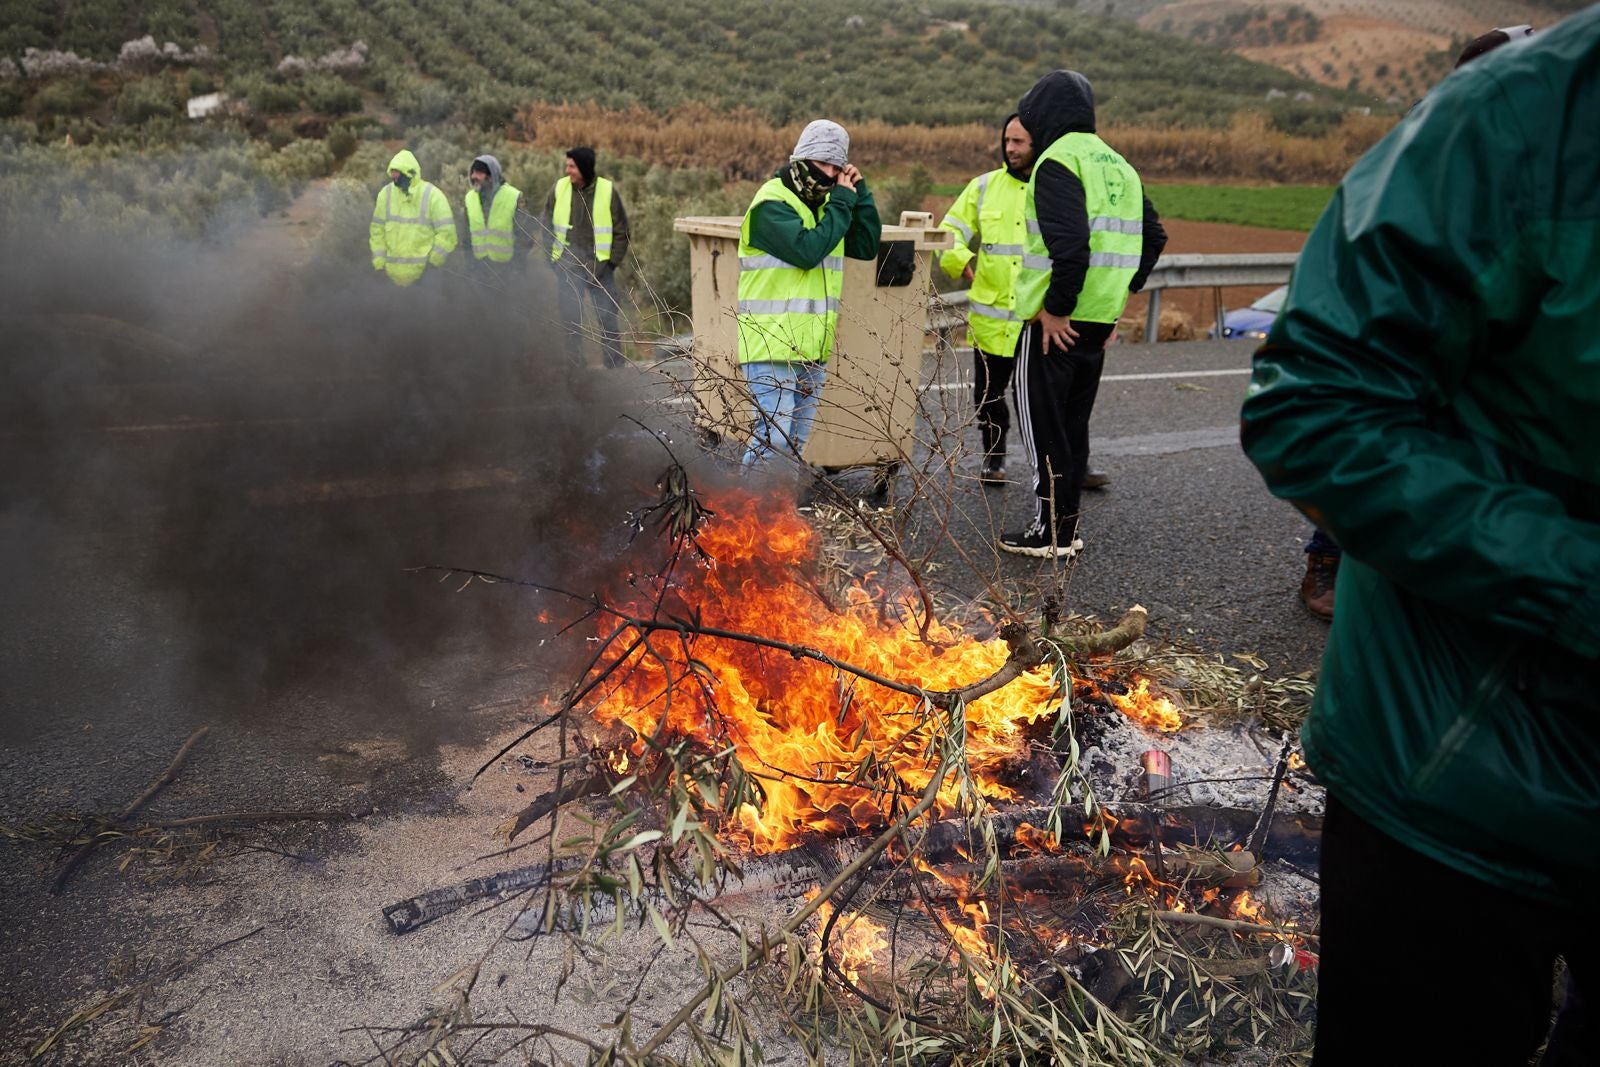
[[550, 175, 614, 263], [963, 168, 1030, 355], [466, 183, 522, 262], [736, 177, 844, 365], [1016, 132, 1144, 324]]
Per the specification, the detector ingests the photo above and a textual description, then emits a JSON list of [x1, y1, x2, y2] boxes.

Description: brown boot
[[1300, 552, 1340, 620]]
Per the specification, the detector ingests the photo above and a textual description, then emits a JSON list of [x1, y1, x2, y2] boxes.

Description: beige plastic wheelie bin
[[672, 212, 952, 489]]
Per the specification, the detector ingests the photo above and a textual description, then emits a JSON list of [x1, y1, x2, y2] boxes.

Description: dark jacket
[[542, 173, 630, 270], [1017, 71, 1166, 337], [1240, 7, 1600, 908]]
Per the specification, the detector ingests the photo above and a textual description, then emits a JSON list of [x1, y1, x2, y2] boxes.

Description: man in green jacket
[[736, 119, 881, 468], [1241, 10, 1599, 1063]]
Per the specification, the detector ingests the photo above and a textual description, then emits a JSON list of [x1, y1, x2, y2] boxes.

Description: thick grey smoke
[[0, 216, 715, 746]]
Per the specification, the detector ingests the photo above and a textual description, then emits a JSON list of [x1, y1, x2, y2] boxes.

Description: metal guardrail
[[928, 251, 1299, 343], [661, 253, 1299, 356]]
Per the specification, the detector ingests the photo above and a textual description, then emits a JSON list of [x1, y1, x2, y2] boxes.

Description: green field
[[1145, 183, 1335, 232]]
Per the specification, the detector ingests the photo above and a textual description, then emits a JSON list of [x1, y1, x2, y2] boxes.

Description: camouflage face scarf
[[785, 159, 836, 207]]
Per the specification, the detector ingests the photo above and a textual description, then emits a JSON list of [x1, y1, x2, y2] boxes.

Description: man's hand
[[962, 264, 975, 283], [1035, 308, 1079, 353], [836, 164, 861, 191]]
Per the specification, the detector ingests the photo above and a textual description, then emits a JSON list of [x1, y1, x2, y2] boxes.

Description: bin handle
[[711, 248, 720, 296]]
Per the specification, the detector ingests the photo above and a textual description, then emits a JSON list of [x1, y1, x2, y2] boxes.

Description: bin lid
[[673, 215, 952, 251]]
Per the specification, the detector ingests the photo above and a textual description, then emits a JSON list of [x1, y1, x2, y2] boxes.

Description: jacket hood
[[565, 146, 596, 187], [387, 149, 421, 181], [1017, 70, 1096, 150], [471, 153, 504, 195], [999, 112, 1031, 181]]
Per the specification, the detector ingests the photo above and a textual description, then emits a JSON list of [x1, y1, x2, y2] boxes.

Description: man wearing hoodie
[[543, 147, 630, 367], [736, 119, 881, 469], [1001, 72, 1166, 559], [369, 149, 457, 288], [938, 115, 1113, 491], [463, 154, 532, 273]]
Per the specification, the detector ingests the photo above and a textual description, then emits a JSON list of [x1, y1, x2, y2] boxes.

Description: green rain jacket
[[1241, 8, 1600, 908]]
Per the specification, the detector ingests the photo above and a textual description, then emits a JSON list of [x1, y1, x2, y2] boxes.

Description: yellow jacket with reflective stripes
[[369, 150, 457, 287], [549, 175, 614, 263], [736, 178, 844, 365], [465, 183, 522, 263], [937, 166, 1029, 356], [1015, 132, 1144, 323]]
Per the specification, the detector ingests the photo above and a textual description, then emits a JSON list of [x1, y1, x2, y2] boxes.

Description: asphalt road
[[901, 337, 1329, 675], [0, 326, 1326, 1058]]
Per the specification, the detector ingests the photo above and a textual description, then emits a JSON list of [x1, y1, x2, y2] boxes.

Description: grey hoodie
[[471, 153, 504, 214]]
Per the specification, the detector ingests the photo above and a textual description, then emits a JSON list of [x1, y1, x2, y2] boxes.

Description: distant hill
[[1107, 0, 1583, 103], [0, 0, 1368, 131]]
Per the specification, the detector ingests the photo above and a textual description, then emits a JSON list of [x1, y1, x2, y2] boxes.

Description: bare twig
[[1150, 908, 1320, 944], [637, 755, 951, 1057], [52, 725, 210, 895], [29, 926, 262, 1059]]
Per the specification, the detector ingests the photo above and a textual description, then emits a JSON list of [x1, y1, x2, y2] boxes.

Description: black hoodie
[[1017, 71, 1167, 328]]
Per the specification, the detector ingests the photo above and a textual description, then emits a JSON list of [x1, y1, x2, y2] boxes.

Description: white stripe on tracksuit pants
[[1012, 322, 1107, 545]]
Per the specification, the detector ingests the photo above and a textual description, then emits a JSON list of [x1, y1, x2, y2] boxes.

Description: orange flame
[[1013, 822, 1062, 854], [806, 890, 888, 984], [1105, 676, 1184, 733], [1230, 889, 1266, 922], [585, 489, 1068, 851]]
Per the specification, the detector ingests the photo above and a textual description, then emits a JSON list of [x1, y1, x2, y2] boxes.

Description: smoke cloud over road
[[0, 219, 715, 745]]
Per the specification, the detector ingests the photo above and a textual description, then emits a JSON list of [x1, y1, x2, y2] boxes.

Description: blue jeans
[[742, 360, 826, 466]]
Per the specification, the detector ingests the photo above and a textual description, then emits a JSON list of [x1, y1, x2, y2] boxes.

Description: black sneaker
[[979, 465, 1007, 487], [998, 530, 1084, 559]]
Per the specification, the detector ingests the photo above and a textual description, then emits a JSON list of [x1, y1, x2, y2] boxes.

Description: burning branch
[[635, 746, 951, 1058]]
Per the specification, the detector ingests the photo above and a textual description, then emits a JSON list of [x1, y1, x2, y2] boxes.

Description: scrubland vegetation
[[1, 0, 1401, 326]]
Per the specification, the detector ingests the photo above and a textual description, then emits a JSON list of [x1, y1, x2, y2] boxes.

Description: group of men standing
[[936, 71, 1165, 558], [366, 145, 629, 367], [363, 68, 1170, 561], [733, 72, 1167, 561]]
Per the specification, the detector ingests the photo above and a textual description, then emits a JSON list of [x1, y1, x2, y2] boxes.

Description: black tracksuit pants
[[1015, 320, 1110, 543], [974, 345, 1018, 469]]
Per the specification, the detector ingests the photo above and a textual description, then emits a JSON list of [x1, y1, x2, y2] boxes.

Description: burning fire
[[805, 889, 888, 984], [1103, 676, 1183, 733], [584, 488, 1171, 852]]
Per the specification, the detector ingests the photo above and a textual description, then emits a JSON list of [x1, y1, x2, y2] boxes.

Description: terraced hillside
[[1120, 0, 1585, 102], [1, 0, 1364, 130]]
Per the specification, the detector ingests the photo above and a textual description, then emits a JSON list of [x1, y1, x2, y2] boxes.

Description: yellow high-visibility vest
[[549, 176, 614, 263], [1015, 132, 1144, 324], [937, 167, 1029, 355], [465, 183, 522, 263], [736, 178, 844, 365], [369, 150, 457, 287]]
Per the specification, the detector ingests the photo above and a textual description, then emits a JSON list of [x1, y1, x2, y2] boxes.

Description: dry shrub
[[1115, 111, 1393, 183], [514, 102, 1395, 185], [1119, 308, 1197, 343], [516, 101, 1000, 180]]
